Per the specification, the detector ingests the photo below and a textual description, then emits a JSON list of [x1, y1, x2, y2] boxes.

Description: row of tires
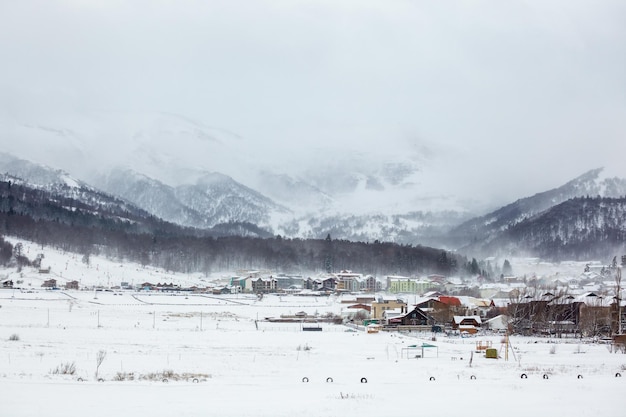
[[302, 377, 369, 383], [77, 377, 201, 383], [302, 373, 624, 383], [520, 373, 622, 379], [302, 376, 454, 382]]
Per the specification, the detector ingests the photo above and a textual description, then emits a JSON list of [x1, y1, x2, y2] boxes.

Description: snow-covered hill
[[1, 237, 219, 290]]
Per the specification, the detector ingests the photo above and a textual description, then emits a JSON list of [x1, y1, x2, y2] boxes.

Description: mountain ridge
[[448, 168, 626, 248], [1, 152, 625, 261]]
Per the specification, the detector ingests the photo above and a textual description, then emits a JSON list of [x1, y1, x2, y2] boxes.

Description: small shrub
[[297, 343, 312, 351], [114, 372, 135, 381], [138, 370, 210, 382], [339, 392, 375, 400], [549, 345, 556, 355], [51, 362, 76, 375], [8, 334, 19, 341]]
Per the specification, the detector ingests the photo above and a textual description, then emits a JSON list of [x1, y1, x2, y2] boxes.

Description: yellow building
[[371, 298, 407, 319]]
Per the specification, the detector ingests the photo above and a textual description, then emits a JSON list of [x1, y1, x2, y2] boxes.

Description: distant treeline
[[0, 180, 462, 276]]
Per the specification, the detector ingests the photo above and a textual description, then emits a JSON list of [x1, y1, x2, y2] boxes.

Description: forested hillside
[[0, 180, 461, 276], [472, 197, 626, 260]]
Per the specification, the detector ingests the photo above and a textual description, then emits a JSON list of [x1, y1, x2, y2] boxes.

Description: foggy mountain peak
[[2, 106, 624, 219], [2, 109, 459, 215], [0, 152, 81, 189]]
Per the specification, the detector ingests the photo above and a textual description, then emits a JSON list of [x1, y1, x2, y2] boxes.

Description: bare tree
[[545, 287, 575, 338], [95, 350, 107, 380], [579, 296, 611, 338]]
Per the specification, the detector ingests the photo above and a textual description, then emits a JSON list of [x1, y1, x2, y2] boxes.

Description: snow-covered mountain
[[449, 168, 626, 257], [0, 154, 163, 228], [2, 108, 625, 251], [3, 149, 625, 255], [0, 152, 81, 189], [93, 168, 212, 228], [94, 168, 291, 230], [92, 166, 470, 242]]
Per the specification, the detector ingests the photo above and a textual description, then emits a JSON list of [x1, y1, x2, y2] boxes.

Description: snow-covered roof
[[383, 308, 406, 319], [453, 315, 482, 324], [491, 298, 511, 308], [412, 296, 439, 306], [485, 314, 508, 326], [422, 291, 444, 298], [575, 292, 613, 307], [376, 295, 404, 302]]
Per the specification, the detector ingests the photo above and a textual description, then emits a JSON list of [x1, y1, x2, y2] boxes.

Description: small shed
[[485, 348, 498, 359], [402, 343, 438, 358], [302, 325, 322, 332]]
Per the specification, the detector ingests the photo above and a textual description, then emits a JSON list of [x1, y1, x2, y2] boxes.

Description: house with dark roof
[[65, 280, 79, 290], [387, 306, 433, 326], [41, 279, 57, 288]]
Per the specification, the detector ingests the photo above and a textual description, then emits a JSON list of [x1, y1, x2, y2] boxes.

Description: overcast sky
[[1, 0, 625, 207]]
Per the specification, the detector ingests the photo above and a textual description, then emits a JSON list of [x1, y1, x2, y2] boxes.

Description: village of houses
[[3, 255, 625, 340]]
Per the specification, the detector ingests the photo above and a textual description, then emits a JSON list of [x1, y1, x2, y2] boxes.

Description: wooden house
[[65, 280, 79, 290], [415, 296, 460, 324], [388, 306, 432, 326], [41, 279, 57, 288], [452, 315, 482, 334]]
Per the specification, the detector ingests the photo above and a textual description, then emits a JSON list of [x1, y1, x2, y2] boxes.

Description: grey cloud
[[1, 0, 624, 208]]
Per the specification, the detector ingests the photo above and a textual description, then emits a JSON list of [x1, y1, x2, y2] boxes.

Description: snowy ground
[[1, 289, 625, 417], [1, 240, 624, 416]]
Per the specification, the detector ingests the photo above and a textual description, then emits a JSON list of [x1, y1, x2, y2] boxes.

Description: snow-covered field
[[1, 289, 625, 417], [1, 240, 625, 416]]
